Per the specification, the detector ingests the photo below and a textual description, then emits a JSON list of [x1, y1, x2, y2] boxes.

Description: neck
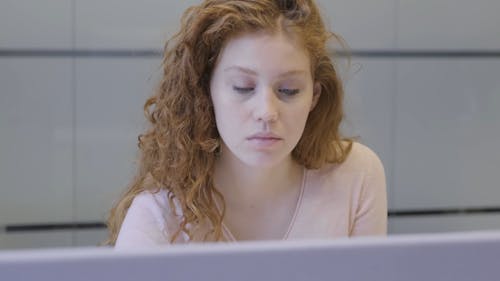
[[213, 150, 303, 206]]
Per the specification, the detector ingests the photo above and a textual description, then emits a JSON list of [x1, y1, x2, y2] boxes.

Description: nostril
[[259, 112, 278, 123]]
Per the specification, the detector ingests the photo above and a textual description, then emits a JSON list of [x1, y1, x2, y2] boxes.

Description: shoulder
[[131, 189, 170, 212], [125, 189, 182, 234], [302, 142, 387, 236], [343, 142, 384, 175], [115, 189, 184, 248], [128, 189, 182, 224], [311, 141, 384, 177]]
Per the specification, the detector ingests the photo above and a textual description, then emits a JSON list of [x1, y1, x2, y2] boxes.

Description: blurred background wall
[[1, 0, 500, 249]]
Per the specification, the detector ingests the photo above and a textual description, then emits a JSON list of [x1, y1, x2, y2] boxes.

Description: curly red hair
[[106, 0, 352, 245]]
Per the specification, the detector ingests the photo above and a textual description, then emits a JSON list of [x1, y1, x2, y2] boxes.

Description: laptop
[[1, 231, 499, 281]]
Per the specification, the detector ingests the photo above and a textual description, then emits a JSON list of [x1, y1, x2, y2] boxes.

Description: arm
[[114, 192, 170, 249], [350, 150, 388, 236]]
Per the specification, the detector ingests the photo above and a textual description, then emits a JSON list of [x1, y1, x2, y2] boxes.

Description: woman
[[107, 0, 387, 247]]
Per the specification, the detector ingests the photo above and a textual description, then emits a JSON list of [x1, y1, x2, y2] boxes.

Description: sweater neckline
[[221, 166, 307, 242]]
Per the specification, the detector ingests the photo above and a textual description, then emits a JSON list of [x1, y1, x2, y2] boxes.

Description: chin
[[238, 152, 290, 168]]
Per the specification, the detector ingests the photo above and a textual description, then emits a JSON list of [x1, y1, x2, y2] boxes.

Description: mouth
[[246, 133, 282, 141], [246, 133, 283, 148]]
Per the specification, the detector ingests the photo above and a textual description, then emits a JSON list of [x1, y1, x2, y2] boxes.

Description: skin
[[209, 30, 320, 240]]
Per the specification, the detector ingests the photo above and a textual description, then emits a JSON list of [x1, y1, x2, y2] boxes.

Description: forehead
[[215, 31, 311, 75]]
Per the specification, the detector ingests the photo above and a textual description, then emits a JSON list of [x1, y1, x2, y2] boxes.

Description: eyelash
[[233, 86, 254, 94], [232, 86, 300, 96], [278, 88, 300, 96]]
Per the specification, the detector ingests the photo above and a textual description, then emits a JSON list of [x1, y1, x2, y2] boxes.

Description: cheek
[[287, 101, 313, 133], [212, 93, 237, 119], [211, 95, 249, 137]]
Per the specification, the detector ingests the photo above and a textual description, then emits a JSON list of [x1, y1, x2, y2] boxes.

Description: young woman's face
[[210, 31, 320, 168]]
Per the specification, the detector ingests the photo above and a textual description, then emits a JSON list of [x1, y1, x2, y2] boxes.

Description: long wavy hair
[[106, 0, 352, 245]]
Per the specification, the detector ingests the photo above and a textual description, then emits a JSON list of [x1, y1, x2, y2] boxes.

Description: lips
[[247, 132, 282, 140], [246, 132, 282, 149]]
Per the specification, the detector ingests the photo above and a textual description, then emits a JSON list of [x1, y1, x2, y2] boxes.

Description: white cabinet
[[74, 229, 107, 247], [317, 0, 397, 50], [74, 58, 160, 222], [397, 0, 500, 50], [389, 214, 500, 234], [0, 58, 74, 226], [0, 0, 72, 49], [74, 0, 198, 49], [393, 59, 500, 209], [0, 232, 73, 250]]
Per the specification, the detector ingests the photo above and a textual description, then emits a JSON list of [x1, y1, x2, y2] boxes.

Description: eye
[[233, 86, 254, 94], [278, 88, 300, 96]]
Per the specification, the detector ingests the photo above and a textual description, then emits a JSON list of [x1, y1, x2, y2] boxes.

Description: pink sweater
[[115, 142, 387, 248]]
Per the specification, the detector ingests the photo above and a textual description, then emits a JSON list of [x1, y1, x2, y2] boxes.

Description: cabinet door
[[0, 58, 74, 248], [75, 0, 198, 49], [74, 58, 160, 234], [0, 0, 72, 49], [317, 0, 396, 49], [389, 214, 500, 234], [0, 232, 73, 250], [394, 59, 500, 209], [397, 0, 500, 50]]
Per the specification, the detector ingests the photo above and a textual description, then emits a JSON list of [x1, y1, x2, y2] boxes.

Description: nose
[[252, 87, 279, 123]]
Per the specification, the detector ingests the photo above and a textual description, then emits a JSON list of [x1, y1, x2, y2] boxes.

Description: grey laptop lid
[[1, 231, 499, 281]]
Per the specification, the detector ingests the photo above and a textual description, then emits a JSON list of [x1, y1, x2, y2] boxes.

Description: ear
[[310, 82, 322, 112]]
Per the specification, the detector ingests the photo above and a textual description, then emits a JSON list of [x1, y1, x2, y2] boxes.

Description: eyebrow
[[223, 66, 306, 78]]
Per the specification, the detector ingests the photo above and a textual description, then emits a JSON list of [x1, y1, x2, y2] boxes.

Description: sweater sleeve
[[114, 192, 170, 249], [350, 148, 388, 236]]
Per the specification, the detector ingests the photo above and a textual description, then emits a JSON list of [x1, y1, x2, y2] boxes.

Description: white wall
[[1, 0, 500, 249]]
